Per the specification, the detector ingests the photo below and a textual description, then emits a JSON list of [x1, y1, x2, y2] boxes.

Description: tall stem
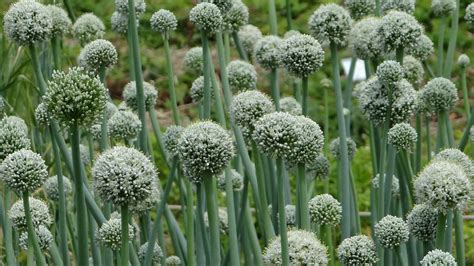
[[23, 192, 47, 266], [121, 205, 130, 266], [268, 0, 278, 35], [163, 33, 180, 125], [204, 177, 221, 265], [285, 0, 292, 30], [435, 213, 447, 250], [460, 68, 470, 121], [201, 34, 212, 119], [271, 69, 280, 110], [28, 46, 47, 94], [71, 123, 88, 266], [232, 32, 248, 61], [224, 168, 240, 265], [276, 157, 289, 266], [297, 164, 310, 229], [184, 179, 195, 266], [330, 42, 351, 239], [454, 210, 465, 266], [443, 0, 460, 78], [437, 17, 447, 76], [51, 36, 61, 69], [2, 188, 16, 266], [383, 145, 396, 215], [301, 76, 309, 116]]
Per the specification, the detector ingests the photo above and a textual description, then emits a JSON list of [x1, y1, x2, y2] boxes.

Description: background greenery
[[1, 0, 474, 262]]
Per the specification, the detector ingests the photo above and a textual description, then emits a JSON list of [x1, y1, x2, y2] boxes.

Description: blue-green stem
[[162, 32, 180, 125], [203, 176, 221, 265], [383, 145, 396, 215], [121, 205, 130, 266], [460, 66, 470, 121], [437, 17, 447, 77], [423, 62, 435, 78], [344, 56, 357, 134], [375, 0, 381, 16], [201, 33, 212, 119], [127, 0, 150, 153], [2, 188, 15, 266], [330, 42, 351, 239], [232, 32, 248, 62], [23, 191, 47, 266], [276, 157, 289, 266], [62, 0, 75, 21], [443, 0, 460, 78], [88, 212, 101, 266], [224, 168, 240, 265], [301, 76, 309, 116], [415, 115, 422, 173], [148, 106, 168, 164], [444, 211, 453, 252], [270, 69, 280, 110], [71, 123, 88, 266], [297, 164, 310, 229], [28, 45, 47, 94], [184, 178, 195, 266], [396, 245, 408, 266], [322, 224, 335, 266], [224, 32, 231, 64], [49, 243, 64, 266], [454, 210, 465, 266], [51, 36, 61, 69], [459, 106, 474, 151], [268, 0, 278, 35], [435, 212, 447, 250]]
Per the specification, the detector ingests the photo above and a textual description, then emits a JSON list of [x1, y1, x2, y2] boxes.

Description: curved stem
[[23, 191, 47, 266], [121, 205, 130, 266], [148, 107, 168, 163]]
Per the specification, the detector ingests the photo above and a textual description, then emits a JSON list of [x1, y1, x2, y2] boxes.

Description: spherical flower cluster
[[406, 204, 438, 241], [372, 174, 400, 197], [111, 12, 131, 35], [2, 116, 28, 134], [44, 67, 108, 127], [44, 175, 73, 201], [190, 76, 214, 103], [0, 117, 31, 161], [0, 96, 5, 116], [230, 91, 274, 129], [376, 60, 404, 85], [358, 77, 417, 125], [212, 0, 233, 14], [329, 137, 357, 160], [381, 0, 415, 14], [178, 121, 234, 182], [434, 148, 474, 178], [218, 169, 244, 191], [286, 116, 324, 166], [163, 125, 184, 157], [3, 0, 53, 46], [337, 235, 377, 265], [458, 54, 470, 68], [166, 256, 182, 265], [204, 208, 229, 234], [308, 4, 352, 46], [130, 183, 160, 214], [432, 0, 456, 17], [115, 0, 146, 16], [73, 144, 91, 166], [387, 122, 417, 152], [138, 242, 163, 264], [47, 5, 72, 36], [93, 146, 156, 205], [349, 17, 384, 60], [307, 155, 330, 180], [222, 0, 249, 33], [122, 81, 158, 112], [374, 215, 409, 248], [403, 56, 424, 86], [150, 9, 178, 33], [0, 149, 47, 193], [263, 230, 328, 265], [189, 3, 223, 35], [238, 24, 263, 55], [9, 197, 51, 231], [280, 97, 302, 116], [284, 205, 297, 227], [421, 249, 456, 265], [465, 3, 474, 29], [345, 0, 376, 21], [418, 77, 458, 114], [407, 34, 434, 62], [308, 194, 342, 226], [184, 47, 204, 75], [108, 110, 142, 141], [414, 160, 471, 212], [19, 225, 53, 251], [254, 36, 283, 70], [78, 39, 118, 73], [97, 217, 135, 250], [227, 60, 257, 92], [377, 11, 423, 51], [283, 30, 301, 39], [280, 34, 324, 78], [34, 103, 50, 127], [73, 13, 105, 46]]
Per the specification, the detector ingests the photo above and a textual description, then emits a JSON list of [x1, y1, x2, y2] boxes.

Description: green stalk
[[62, 0, 75, 21], [244, 204, 263, 265], [71, 123, 88, 266], [297, 164, 310, 229], [121, 205, 130, 266], [51, 133, 70, 266], [224, 168, 240, 265], [162, 32, 180, 125], [444, 211, 453, 252], [127, 0, 149, 153], [330, 42, 351, 239], [415, 115, 422, 173], [224, 32, 231, 63], [268, 0, 278, 35], [435, 213, 447, 250], [425, 116, 432, 160], [324, 87, 329, 148], [460, 66, 470, 121], [436, 17, 447, 77], [383, 145, 396, 214], [23, 191, 47, 266], [88, 213, 102, 266], [28, 46, 47, 94], [344, 56, 357, 134], [443, 0, 460, 78], [203, 176, 221, 265], [184, 179, 195, 266], [459, 106, 474, 151], [49, 243, 64, 266], [276, 157, 289, 266], [323, 225, 335, 266], [396, 245, 408, 266], [232, 32, 248, 61], [270, 69, 280, 110], [375, 0, 381, 16], [201, 34, 212, 119], [148, 106, 168, 162], [423, 62, 436, 78], [454, 210, 465, 266], [2, 188, 16, 266], [285, 0, 292, 30], [301, 76, 309, 116], [51, 36, 61, 69]]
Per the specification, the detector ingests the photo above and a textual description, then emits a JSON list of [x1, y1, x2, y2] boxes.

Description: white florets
[[227, 60, 257, 92], [108, 110, 142, 141], [421, 249, 456, 265], [183, 47, 204, 75], [433, 148, 474, 178], [308, 4, 352, 46], [73, 13, 105, 46], [329, 137, 357, 160], [178, 121, 234, 183], [35, 103, 50, 127], [280, 34, 325, 78], [418, 77, 458, 114], [166, 255, 182, 265], [0, 149, 47, 193], [254, 35, 283, 70], [345, 0, 376, 20], [432, 0, 456, 17], [337, 235, 378, 265], [349, 17, 384, 60], [163, 125, 185, 157], [189, 2, 223, 35], [374, 215, 410, 248], [280, 97, 302, 116], [263, 230, 328, 265], [3, 0, 53, 46], [130, 182, 161, 215], [387, 122, 417, 152], [458, 54, 470, 68], [47, 5, 72, 36], [44, 175, 73, 201], [222, 0, 249, 33], [407, 34, 434, 62], [286, 116, 324, 166], [308, 194, 342, 226], [382, 0, 415, 14], [414, 160, 471, 212], [150, 9, 178, 33], [238, 24, 263, 55], [97, 217, 135, 250], [230, 90, 274, 129], [407, 204, 438, 241], [9, 197, 51, 231], [377, 11, 423, 52], [372, 174, 400, 197], [93, 146, 156, 205], [403, 55, 425, 86], [138, 242, 163, 263], [307, 155, 330, 180], [376, 60, 404, 85], [204, 208, 229, 234], [190, 76, 214, 103], [122, 81, 158, 112], [115, 0, 146, 16], [111, 12, 131, 35], [465, 3, 474, 29], [19, 225, 53, 251], [218, 169, 244, 191], [78, 39, 118, 72], [0, 117, 31, 161]]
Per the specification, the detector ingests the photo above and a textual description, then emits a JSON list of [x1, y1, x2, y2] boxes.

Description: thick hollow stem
[[435, 212, 447, 250], [23, 191, 47, 266], [3, 188, 16, 266], [224, 168, 240, 265], [232, 31, 248, 62], [163, 34, 180, 125], [443, 0, 460, 78], [201, 33, 212, 119], [121, 205, 130, 266], [460, 68, 470, 121], [51, 36, 61, 69], [204, 177, 221, 265], [383, 145, 396, 215], [271, 69, 280, 110], [184, 179, 195, 266], [297, 164, 310, 229], [301, 76, 309, 116], [276, 157, 289, 266], [454, 210, 465, 266], [437, 17, 447, 77], [268, 0, 278, 35]]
